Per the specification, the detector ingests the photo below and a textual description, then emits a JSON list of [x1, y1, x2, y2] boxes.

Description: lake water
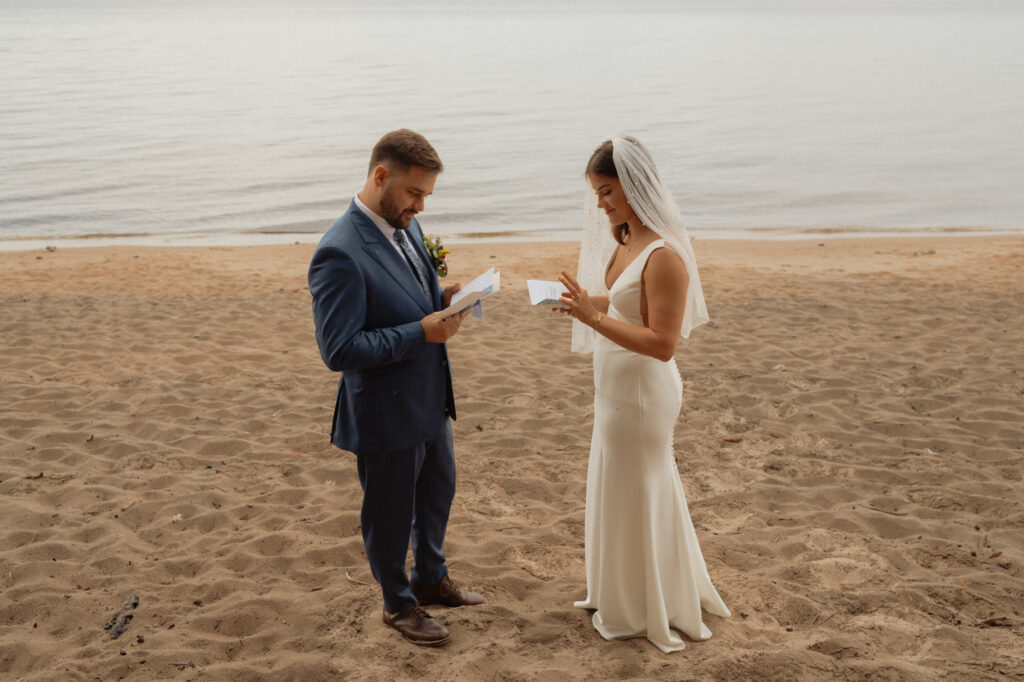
[[1, 0, 1022, 249]]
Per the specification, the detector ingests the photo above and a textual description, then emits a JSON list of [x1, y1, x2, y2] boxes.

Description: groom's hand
[[442, 282, 463, 309], [421, 308, 470, 343]]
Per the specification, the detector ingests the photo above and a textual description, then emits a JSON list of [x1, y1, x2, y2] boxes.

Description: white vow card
[[446, 267, 500, 318], [527, 279, 570, 308]]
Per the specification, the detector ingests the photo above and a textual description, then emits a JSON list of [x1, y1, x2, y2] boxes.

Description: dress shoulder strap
[[639, 238, 668, 265]]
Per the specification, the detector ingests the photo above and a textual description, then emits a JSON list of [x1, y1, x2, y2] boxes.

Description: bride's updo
[[586, 140, 630, 246], [586, 139, 616, 178]]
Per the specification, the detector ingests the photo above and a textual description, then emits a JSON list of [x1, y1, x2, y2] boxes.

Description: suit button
[[440, 359, 448, 367]]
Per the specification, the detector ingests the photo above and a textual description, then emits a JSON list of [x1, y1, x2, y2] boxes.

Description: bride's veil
[[571, 136, 709, 354]]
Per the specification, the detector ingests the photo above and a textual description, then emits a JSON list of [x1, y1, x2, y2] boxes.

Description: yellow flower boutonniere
[[423, 234, 449, 277]]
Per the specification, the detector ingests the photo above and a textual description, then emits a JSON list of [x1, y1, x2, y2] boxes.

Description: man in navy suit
[[309, 130, 483, 646]]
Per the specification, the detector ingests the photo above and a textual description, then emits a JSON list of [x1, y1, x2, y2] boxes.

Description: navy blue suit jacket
[[308, 200, 456, 454]]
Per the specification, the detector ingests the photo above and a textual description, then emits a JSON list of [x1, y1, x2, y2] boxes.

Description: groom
[[308, 129, 483, 646]]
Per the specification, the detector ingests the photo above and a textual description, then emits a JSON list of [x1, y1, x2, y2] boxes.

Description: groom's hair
[[368, 129, 444, 176]]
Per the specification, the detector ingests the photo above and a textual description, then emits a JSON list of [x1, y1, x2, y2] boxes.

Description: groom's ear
[[371, 165, 390, 188]]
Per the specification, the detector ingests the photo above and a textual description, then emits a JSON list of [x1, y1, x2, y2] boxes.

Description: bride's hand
[[558, 271, 600, 326]]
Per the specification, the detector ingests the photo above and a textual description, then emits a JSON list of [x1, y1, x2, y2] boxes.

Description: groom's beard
[[380, 184, 415, 230]]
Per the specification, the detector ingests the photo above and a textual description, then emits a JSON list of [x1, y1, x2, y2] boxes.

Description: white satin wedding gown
[[573, 239, 731, 653]]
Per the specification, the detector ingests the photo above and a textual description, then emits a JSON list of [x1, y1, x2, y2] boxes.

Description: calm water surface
[[1, 0, 1022, 247]]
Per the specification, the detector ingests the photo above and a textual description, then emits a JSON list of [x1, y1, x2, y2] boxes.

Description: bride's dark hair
[[586, 140, 629, 246]]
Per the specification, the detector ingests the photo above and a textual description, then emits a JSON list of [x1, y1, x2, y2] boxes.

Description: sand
[[1, 235, 1022, 680]]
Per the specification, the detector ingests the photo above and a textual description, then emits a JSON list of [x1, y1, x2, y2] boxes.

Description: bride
[[557, 136, 731, 653]]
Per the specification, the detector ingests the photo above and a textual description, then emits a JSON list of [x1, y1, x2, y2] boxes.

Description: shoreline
[[1, 226, 1021, 253]]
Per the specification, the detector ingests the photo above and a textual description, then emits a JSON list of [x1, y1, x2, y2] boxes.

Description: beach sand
[[1, 236, 1022, 680]]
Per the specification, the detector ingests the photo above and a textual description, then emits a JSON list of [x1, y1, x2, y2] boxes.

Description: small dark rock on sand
[[103, 594, 140, 640]]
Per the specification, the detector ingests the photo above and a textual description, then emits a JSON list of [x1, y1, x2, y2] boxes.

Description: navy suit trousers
[[355, 421, 455, 612]]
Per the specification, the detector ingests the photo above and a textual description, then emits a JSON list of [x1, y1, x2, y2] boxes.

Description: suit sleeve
[[309, 244, 427, 372]]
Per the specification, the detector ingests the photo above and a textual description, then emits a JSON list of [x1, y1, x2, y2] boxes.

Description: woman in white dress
[[557, 136, 730, 653]]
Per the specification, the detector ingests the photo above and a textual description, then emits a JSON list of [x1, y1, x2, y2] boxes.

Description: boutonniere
[[422, 234, 450, 277]]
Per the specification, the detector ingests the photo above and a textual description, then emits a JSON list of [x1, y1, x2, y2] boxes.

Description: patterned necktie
[[393, 229, 432, 300]]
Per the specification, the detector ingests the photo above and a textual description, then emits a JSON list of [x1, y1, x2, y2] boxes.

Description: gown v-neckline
[[604, 239, 665, 291]]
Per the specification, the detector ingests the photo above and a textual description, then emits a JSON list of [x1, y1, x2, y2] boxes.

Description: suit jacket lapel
[[348, 204, 433, 315], [407, 219, 442, 310]]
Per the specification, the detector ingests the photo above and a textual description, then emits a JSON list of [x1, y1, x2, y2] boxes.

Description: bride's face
[[589, 174, 636, 227]]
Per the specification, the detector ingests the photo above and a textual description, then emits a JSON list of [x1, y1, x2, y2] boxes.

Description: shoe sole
[[398, 631, 452, 647], [383, 618, 452, 646]]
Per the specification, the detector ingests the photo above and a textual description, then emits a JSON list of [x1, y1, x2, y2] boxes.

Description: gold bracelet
[[593, 312, 604, 330]]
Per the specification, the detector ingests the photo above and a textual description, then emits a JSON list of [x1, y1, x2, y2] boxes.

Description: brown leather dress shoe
[[382, 605, 451, 646], [412, 575, 485, 607]]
